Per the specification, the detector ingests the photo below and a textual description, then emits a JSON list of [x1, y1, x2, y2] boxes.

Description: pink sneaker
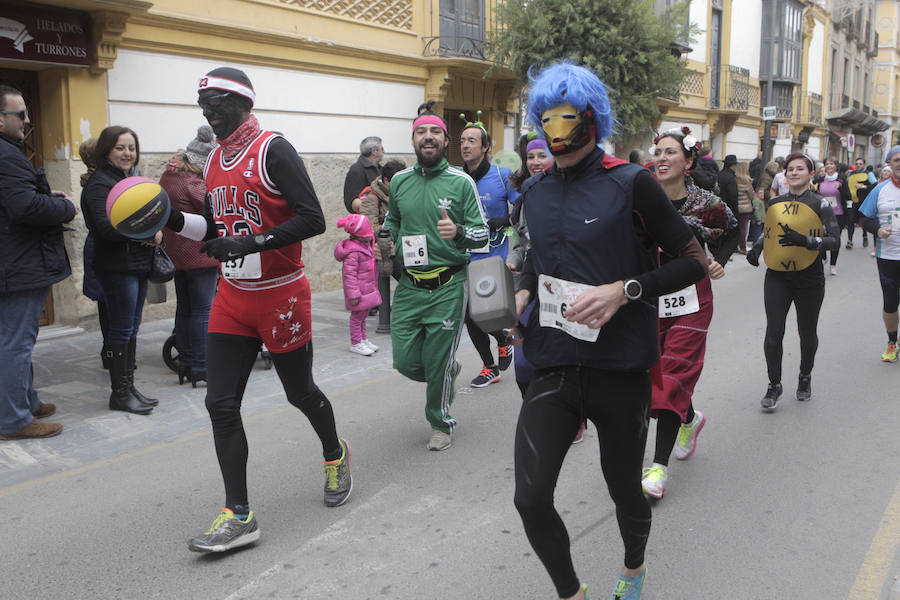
[[572, 421, 586, 444]]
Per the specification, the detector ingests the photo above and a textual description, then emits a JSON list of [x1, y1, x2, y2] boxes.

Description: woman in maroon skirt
[[642, 127, 734, 499]]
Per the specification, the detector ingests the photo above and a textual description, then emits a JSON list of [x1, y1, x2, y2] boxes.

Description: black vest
[[522, 149, 658, 371]]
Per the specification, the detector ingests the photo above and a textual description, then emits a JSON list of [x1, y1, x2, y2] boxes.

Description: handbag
[[148, 246, 175, 284]]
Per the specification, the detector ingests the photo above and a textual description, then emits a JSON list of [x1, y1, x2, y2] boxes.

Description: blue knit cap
[[886, 145, 900, 163]]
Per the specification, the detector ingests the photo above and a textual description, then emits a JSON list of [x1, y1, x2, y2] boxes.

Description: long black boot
[[108, 344, 152, 415], [127, 338, 158, 407]]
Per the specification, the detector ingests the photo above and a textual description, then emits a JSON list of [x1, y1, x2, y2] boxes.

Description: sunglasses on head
[[197, 91, 232, 109], [0, 109, 27, 120]]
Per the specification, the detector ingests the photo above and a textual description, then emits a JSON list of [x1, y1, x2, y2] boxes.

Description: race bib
[[401, 235, 429, 266], [537, 274, 601, 342], [892, 209, 900, 233], [222, 252, 262, 280], [846, 201, 854, 209], [659, 284, 699, 318]]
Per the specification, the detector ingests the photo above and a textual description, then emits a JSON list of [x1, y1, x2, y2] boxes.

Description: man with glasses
[[163, 67, 352, 552], [0, 84, 74, 440]]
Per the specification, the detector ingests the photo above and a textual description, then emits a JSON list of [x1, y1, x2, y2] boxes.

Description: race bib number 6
[[402, 235, 429, 267], [537, 274, 601, 342]]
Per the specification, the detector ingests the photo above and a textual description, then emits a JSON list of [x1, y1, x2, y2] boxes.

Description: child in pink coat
[[334, 214, 382, 356]]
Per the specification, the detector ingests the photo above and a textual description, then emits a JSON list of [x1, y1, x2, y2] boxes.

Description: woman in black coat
[[81, 125, 158, 415]]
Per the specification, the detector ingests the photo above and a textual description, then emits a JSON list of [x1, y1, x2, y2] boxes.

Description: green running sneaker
[[609, 567, 646, 600], [882, 343, 898, 363], [324, 438, 352, 507], [188, 508, 259, 553]]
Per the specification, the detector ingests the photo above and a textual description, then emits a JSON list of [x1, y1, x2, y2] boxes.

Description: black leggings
[[514, 367, 652, 597], [205, 333, 340, 508], [829, 214, 848, 265], [653, 404, 695, 467], [465, 312, 506, 368], [763, 271, 825, 383], [878, 258, 900, 313]]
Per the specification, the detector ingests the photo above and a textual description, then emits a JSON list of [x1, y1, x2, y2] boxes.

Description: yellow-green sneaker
[[882, 343, 898, 363], [640, 464, 667, 499], [188, 508, 260, 553], [324, 439, 352, 507]]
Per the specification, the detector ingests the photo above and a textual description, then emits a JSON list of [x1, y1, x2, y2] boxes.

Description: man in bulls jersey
[[164, 67, 351, 553]]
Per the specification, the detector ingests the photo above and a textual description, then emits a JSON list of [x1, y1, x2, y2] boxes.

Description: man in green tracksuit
[[385, 105, 488, 451]]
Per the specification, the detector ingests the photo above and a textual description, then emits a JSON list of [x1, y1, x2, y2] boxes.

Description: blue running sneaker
[[609, 568, 646, 600]]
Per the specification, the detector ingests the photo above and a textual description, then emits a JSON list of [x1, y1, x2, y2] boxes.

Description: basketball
[[106, 176, 171, 239]]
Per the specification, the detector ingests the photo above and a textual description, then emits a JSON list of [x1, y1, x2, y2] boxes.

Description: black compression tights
[[205, 333, 340, 508], [465, 312, 506, 368], [763, 272, 825, 383], [653, 404, 695, 467], [514, 367, 652, 598]]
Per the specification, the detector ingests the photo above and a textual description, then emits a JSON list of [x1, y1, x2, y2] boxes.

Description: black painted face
[[198, 90, 245, 139]]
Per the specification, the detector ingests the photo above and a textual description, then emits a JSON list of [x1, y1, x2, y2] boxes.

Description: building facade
[[654, 0, 890, 166], [0, 0, 518, 329]]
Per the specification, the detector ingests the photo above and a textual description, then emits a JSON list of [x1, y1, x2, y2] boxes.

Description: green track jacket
[[386, 158, 488, 273]]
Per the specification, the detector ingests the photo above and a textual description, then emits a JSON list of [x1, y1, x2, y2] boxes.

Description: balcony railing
[[423, 36, 488, 60], [806, 92, 822, 124], [711, 64, 750, 111]]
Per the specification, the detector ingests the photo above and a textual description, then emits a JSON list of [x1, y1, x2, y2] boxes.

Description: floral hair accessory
[[653, 126, 701, 154]]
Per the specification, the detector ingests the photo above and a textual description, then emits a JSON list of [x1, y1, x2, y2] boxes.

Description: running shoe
[[796, 374, 812, 401], [427, 428, 452, 451], [362, 339, 379, 353], [673, 410, 707, 460], [863, 236, 869, 248], [761, 383, 783, 410], [323, 439, 352, 507], [640, 464, 667, 499], [497, 345, 513, 371], [572, 421, 586, 444], [471, 366, 501, 387], [830, 265, 838, 276], [882, 343, 899, 363], [349, 342, 374, 356], [846, 241, 853, 249], [609, 567, 647, 600], [188, 509, 260, 553]]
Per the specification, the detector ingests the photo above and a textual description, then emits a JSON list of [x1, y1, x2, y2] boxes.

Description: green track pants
[[391, 277, 467, 433]]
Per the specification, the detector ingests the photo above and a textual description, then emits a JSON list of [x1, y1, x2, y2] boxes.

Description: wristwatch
[[624, 279, 642, 301]]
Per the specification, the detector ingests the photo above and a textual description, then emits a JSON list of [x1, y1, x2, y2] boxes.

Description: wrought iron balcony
[[806, 92, 822, 124], [710, 64, 750, 111], [423, 36, 488, 60]]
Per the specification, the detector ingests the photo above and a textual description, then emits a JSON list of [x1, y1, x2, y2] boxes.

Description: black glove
[[165, 207, 184, 232], [486, 215, 510, 232], [746, 248, 760, 267], [200, 235, 259, 262], [778, 223, 808, 247]]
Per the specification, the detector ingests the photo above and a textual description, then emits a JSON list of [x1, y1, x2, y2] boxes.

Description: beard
[[414, 140, 445, 168]]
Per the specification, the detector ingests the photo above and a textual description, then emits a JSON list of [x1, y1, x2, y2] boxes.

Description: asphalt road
[[3, 242, 900, 599]]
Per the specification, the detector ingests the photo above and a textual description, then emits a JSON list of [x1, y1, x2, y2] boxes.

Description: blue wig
[[526, 61, 615, 143]]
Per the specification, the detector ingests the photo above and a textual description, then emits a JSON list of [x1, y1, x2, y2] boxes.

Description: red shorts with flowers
[[209, 275, 312, 354]]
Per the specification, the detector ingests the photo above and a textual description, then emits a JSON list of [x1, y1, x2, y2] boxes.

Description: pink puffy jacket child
[[334, 214, 382, 356]]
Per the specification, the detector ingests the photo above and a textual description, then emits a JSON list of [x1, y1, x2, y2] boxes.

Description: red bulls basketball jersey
[[205, 131, 305, 290]]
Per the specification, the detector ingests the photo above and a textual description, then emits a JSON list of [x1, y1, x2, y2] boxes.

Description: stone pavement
[[1, 288, 471, 490]]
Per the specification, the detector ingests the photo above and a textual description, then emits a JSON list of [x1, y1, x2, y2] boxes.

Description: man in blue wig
[[508, 62, 708, 600]]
